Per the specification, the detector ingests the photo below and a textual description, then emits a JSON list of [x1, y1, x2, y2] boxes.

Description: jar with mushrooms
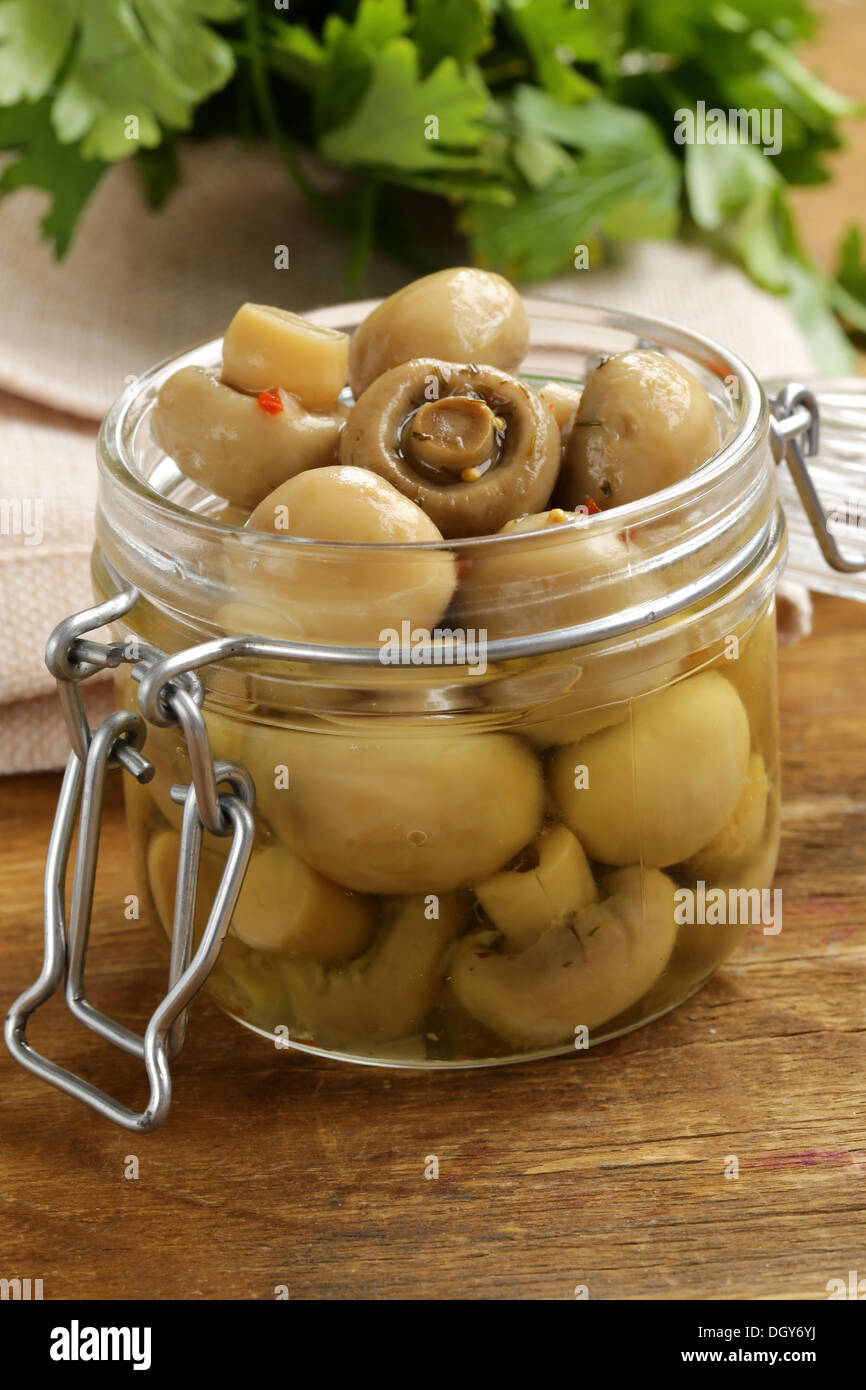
[[114, 270, 781, 1065]]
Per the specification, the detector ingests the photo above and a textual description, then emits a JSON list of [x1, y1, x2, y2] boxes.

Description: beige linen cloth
[[0, 139, 816, 774]]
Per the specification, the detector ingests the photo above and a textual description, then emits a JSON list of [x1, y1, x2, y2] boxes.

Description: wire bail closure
[[769, 382, 866, 576], [4, 586, 256, 1132]]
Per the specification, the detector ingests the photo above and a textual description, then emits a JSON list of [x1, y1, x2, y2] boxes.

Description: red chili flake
[[257, 389, 283, 416], [454, 1053, 473, 1061], [584, 496, 601, 515]]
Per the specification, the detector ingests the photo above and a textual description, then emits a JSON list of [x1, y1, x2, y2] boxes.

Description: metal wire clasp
[[770, 383, 866, 575], [4, 585, 256, 1132]]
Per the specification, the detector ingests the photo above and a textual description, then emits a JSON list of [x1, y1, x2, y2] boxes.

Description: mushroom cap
[[349, 267, 529, 396], [549, 671, 751, 869], [229, 465, 457, 646], [239, 725, 546, 895], [559, 349, 720, 510]]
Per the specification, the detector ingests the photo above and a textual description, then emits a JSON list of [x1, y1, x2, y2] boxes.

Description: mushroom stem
[[407, 397, 499, 477]]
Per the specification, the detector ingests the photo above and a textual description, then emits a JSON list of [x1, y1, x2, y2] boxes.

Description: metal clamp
[[4, 588, 256, 1132], [770, 382, 866, 575]]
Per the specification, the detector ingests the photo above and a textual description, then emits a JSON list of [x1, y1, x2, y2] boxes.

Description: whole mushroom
[[147, 831, 375, 964], [549, 671, 751, 869], [339, 359, 561, 538], [348, 267, 530, 397], [238, 723, 545, 895], [559, 349, 720, 511], [229, 463, 458, 646]]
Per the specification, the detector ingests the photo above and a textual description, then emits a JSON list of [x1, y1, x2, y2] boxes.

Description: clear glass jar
[[94, 299, 785, 1067]]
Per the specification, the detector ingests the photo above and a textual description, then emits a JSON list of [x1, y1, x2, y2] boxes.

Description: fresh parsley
[[0, 0, 862, 367]]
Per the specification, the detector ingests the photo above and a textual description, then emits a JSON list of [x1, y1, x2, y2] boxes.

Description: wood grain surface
[[1, 0, 864, 1302], [2, 592, 865, 1301]]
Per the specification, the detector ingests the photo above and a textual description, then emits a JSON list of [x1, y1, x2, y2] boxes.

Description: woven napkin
[[0, 139, 816, 774]]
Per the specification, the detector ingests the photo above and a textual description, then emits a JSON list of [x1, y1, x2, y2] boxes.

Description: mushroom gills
[[339, 359, 560, 538]]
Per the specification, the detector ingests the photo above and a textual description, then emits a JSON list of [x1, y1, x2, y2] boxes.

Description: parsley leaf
[[0, 0, 242, 161], [0, 99, 106, 255], [414, 0, 492, 73], [320, 38, 488, 172], [463, 96, 680, 280]]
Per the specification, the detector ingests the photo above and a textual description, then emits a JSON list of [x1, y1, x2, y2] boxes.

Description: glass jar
[[89, 299, 785, 1068]]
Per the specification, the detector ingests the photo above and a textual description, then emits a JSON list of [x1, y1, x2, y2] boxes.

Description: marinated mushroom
[[276, 892, 470, 1046], [671, 795, 781, 982], [222, 303, 349, 409], [239, 724, 545, 894], [559, 350, 720, 511], [453, 510, 653, 639], [549, 671, 751, 868], [473, 823, 599, 952], [147, 831, 375, 963], [229, 463, 457, 646], [524, 696, 630, 749], [450, 866, 678, 1046], [348, 267, 530, 397], [681, 753, 769, 881], [339, 359, 561, 538], [153, 366, 347, 509]]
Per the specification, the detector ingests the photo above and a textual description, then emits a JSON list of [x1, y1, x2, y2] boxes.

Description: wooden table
[[2, 0, 865, 1305], [2, 593, 864, 1302]]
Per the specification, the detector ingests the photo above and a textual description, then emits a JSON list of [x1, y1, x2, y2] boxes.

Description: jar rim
[[99, 295, 767, 553]]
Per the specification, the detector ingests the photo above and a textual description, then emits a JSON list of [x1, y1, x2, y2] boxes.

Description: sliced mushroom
[[473, 823, 599, 952], [449, 866, 678, 1046], [559, 350, 720, 511], [339, 359, 561, 538], [153, 366, 347, 509], [238, 723, 545, 894], [276, 891, 471, 1045], [348, 268, 529, 396], [222, 303, 349, 409], [549, 671, 751, 869], [230, 463, 457, 646]]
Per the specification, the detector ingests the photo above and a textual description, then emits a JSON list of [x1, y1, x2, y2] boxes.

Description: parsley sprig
[[0, 0, 862, 368]]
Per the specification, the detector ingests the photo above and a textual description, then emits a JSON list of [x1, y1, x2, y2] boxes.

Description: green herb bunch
[[0, 0, 863, 367]]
